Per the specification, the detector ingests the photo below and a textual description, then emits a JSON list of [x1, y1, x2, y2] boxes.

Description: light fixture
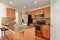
[[24, 6, 26, 8], [34, 1, 37, 4], [10, 2, 13, 4]]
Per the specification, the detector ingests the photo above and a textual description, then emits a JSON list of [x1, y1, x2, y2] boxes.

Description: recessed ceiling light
[[24, 6, 26, 8], [10, 2, 13, 4], [34, 1, 37, 4]]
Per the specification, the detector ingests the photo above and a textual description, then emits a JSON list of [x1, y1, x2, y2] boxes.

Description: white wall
[[0, 3, 19, 25], [0, 3, 7, 39], [0, 3, 19, 39], [15, 11, 19, 24], [0, 3, 6, 26], [22, 10, 28, 27], [22, 10, 28, 23], [51, 0, 60, 40], [0, 3, 16, 26]]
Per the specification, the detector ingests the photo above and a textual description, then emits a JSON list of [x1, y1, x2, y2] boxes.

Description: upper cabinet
[[6, 8, 16, 19], [26, 7, 50, 19], [43, 7, 50, 18]]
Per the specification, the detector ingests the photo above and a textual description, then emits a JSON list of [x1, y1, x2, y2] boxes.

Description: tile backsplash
[[1, 17, 15, 30]]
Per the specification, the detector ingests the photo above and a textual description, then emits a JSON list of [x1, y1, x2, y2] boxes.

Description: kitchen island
[[3, 26, 35, 40]]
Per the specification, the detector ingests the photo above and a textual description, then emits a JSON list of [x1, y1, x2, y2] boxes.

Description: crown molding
[[27, 5, 50, 12]]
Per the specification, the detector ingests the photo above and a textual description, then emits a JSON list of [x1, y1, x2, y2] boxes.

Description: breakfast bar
[[3, 26, 35, 40]]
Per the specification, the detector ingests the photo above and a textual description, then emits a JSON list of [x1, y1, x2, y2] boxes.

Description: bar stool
[[0, 27, 8, 40]]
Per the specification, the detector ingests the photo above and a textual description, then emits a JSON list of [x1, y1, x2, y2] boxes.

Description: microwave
[[35, 14, 44, 18]]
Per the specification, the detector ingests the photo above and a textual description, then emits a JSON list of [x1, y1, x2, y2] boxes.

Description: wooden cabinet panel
[[18, 28, 35, 40], [26, 7, 50, 19], [31, 9, 43, 19], [23, 28, 35, 40], [4, 30, 12, 40], [43, 7, 50, 18], [4, 30, 21, 40], [42, 25, 50, 39], [4, 27, 35, 40], [6, 8, 15, 19], [30, 12, 36, 19]]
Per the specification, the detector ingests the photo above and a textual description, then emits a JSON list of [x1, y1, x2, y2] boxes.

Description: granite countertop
[[3, 26, 35, 32], [13, 26, 31, 32]]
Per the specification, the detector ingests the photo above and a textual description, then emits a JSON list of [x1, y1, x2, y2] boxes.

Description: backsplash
[[1, 17, 15, 30]]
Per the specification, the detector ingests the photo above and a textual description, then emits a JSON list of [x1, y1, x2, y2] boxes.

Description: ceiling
[[0, 0, 50, 11]]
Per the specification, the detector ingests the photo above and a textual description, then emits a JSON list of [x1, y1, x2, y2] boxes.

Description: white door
[[51, 0, 60, 40]]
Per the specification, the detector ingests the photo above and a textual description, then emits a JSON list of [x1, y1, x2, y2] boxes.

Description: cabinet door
[[44, 7, 50, 18], [18, 32, 24, 40], [12, 32, 21, 40], [31, 9, 43, 19], [42, 25, 50, 39], [6, 8, 15, 19], [4, 30, 12, 40], [22, 28, 35, 40], [31, 12, 36, 19]]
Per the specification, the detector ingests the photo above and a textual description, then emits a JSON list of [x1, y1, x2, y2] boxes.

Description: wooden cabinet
[[4, 29, 12, 40], [18, 28, 35, 40], [23, 28, 35, 40], [42, 25, 50, 39], [4, 28, 35, 40], [43, 7, 50, 18], [26, 7, 50, 19], [6, 8, 15, 19], [26, 7, 50, 39], [31, 9, 43, 19]]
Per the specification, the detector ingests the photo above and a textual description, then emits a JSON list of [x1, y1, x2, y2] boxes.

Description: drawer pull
[[21, 31, 24, 36]]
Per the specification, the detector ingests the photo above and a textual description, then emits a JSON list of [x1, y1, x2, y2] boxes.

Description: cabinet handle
[[21, 31, 24, 36], [22, 31, 24, 33], [51, 25, 53, 27]]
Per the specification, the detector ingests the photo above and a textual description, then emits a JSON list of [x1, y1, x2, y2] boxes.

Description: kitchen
[[0, 0, 50, 40]]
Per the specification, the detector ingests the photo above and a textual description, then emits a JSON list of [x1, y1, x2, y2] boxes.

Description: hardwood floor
[[35, 36, 49, 40]]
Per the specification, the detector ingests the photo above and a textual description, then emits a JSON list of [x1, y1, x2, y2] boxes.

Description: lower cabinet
[[18, 28, 35, 40], [42, 25, 50, 39], [4, 28, 35, 40], [4, 30, 13, 40]]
